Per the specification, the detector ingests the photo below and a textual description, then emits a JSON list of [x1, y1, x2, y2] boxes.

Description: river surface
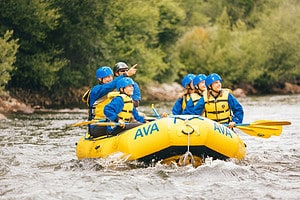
[[0, 94, 299, 200]]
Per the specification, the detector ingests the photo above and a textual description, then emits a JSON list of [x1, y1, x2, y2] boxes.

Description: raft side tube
[[202, 118, 246, 159], [117, 118, 171, 160]]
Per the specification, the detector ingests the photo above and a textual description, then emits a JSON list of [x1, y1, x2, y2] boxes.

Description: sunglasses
[[119, 69, 128, 72]]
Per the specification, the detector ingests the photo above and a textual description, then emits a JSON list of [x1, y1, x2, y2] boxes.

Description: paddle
[[229, 119, 291, 138], [91, 122, 124, 126], [151, 104, 161, 119], [72, 120, 129, 127], [237, 120, 291, 126], [234, 124, 283, 138], [72, 116, 156, 127], [71, 119, 106, 127]]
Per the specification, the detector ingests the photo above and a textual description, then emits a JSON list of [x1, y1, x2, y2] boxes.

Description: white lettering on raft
[[213, 122, 233, 138], [134, 122, 160, 140]]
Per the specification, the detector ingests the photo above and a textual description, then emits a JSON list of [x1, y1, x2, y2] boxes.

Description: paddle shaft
[[151, 104, 161, 119], [72, 120, 121, 127]]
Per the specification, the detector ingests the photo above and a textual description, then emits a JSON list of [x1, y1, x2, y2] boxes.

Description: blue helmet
[[205, 73, 222, 87], [193, 74, 207, 87], [117, 77, 134, 91], [182, 74, 196, 88], [96, 66, 113, 79]]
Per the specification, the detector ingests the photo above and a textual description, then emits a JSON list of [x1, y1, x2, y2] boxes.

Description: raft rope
[[172, 115, 204, 124], [179, 119, 195, 167]]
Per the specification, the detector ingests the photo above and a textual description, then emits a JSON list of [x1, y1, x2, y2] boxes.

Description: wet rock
[[232, 88, 246, 98], [0, 113, 7, 120], [146, 82, 250, 100], [236, 82, 257, 95], [145, 82, 183, 101], [283, 82, 300, 94], [272, 82, 300, 94], [0, 95, 34, 115]]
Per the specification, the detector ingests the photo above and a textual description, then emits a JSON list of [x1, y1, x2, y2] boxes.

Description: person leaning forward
[[83, 65, 137, 138], [104, 77, 145, 136], [113, 62, 141, 107], [192, 73, 244, 128]]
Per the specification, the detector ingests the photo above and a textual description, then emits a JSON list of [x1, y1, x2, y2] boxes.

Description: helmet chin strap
[[208, 86, 221, 97], [195, 86, 203, 93], [211, 88, 219, 93], [99, 78, 104, 84]]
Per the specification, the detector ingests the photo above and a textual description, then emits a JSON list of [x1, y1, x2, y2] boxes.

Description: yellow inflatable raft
[[76, 115, 246, 166]]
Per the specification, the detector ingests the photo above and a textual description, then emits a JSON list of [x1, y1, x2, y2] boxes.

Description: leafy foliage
[[0, 0, 299, 99], [0, 30, 19, 94], [251, 1, 300, 92], [0, 0, 65, 90]]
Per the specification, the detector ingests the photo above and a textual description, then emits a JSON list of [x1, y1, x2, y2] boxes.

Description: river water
[[0, 94, 299, 200]]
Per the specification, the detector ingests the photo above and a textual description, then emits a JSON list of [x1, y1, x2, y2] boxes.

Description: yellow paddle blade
[[252, 120, 291, 126], [249, 125, 283, 136], [235, 126, 272, 138]]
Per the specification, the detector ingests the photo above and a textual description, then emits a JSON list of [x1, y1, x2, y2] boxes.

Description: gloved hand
[[118, 119, 125, 128], [161, 112, 168, 118]]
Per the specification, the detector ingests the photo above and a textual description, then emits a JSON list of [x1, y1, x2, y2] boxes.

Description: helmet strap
[[209, 86, 220, 98]]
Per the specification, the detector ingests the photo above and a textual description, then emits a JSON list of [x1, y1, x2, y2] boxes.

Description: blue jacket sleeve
[[172, 98, 183, 115], [89, 75, 124, 106], [104, 96, 124, 122], [182, 98, 194, 115], [132, 107, 145, 123], [131, 82, 141, 101], [228, 94, 244, 123], [192, 97, 205, 115]]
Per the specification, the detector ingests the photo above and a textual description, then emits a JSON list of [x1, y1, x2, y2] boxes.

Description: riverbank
[[0, 94, 34, 119], [1, 81, 299, 119]]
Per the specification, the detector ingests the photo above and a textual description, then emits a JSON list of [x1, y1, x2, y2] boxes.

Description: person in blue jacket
[[113, 62, 141, 107], [83, 66, 136, 138], [192, 73, 244, 128], [104, 77, 146, 136], [171, 74, 196, 115], [183, 74, 207, 115]]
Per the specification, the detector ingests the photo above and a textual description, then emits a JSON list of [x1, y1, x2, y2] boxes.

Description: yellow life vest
[[190, 92, 203, 106], [118, 94, 134, 122], [190, 91, 205, 116], [92, 91, 120, 120], [204, 89, 232, 123], [181, 93, 192, 111], [82, 89, 91, 106]]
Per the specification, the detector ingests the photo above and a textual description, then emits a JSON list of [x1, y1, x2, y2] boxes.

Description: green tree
[[99, 0, 186, 86], [50, 0, 107, 88], [249, 0, 300, 92], [0, 30, 19, 94], [0, 0, 66, 91], [175, 9, 251, 87]]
